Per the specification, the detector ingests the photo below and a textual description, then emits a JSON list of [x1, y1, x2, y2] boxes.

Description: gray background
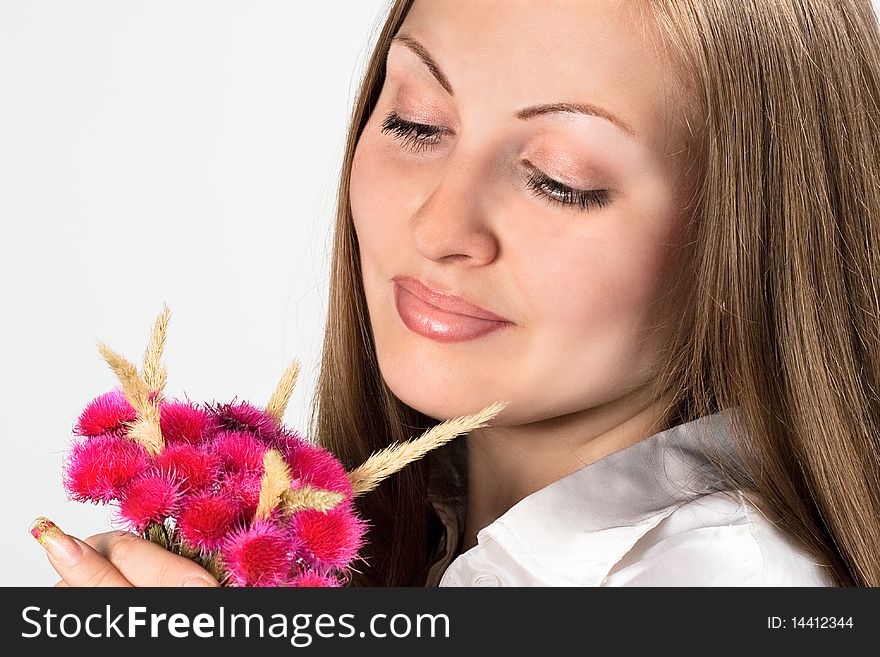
[[2, 1, 879, 585]]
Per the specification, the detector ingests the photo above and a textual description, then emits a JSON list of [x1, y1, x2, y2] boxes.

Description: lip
[[392, 276, 513, 343], [392, 276, 511, 321]]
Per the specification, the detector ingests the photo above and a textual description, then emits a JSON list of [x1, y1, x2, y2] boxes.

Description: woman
[[36, 0, 880, 587]]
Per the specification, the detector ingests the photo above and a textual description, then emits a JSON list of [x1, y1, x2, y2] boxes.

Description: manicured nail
[[30, 517, 83, 567], [181, 576, 215, 587]]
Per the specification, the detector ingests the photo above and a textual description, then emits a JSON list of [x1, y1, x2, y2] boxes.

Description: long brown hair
[[308, 0, 880, 586]]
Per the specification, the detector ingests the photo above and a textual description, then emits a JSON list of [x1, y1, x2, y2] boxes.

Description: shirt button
[[471, 573, 501, 586]]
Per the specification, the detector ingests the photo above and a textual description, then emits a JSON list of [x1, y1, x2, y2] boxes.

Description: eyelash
[[378, 110, 612, 212], [380, 110, 446, 154], [522, 165, 612, 211]]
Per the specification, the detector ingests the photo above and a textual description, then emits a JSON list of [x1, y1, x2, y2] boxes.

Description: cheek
[[349, 134, 386, 253], [558, 241, 661, 325], [504, 217, 678, 411], [527, 167, 680, 337], [349, 131, 418, 273], [517, 211, 678, 347]]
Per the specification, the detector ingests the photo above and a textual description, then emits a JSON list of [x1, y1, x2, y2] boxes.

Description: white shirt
[[424, 408, 836, 587]]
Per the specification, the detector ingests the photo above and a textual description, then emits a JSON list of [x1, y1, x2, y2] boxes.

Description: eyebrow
[[390, 33, 637, 139]]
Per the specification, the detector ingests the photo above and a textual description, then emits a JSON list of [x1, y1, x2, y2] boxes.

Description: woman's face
[[350, 0, 695, 424]]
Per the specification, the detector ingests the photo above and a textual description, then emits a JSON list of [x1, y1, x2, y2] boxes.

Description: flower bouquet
[[61, 304, 507, 586]]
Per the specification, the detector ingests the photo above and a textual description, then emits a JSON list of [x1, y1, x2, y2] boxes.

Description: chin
[[381, 371, 462, 421], [371, 317, 520, 422], [378, 361, 505, 423]]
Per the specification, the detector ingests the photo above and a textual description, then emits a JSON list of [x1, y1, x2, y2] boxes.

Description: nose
[[410, 154, 500, 267]]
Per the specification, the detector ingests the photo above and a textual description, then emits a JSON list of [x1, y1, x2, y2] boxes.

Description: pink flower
[[269, 426, 308, 454], [177, 492, 242, 551], [68, 386, 375, 586], [117, 471, 180, 531], [222, 520, 296, 587], [284, 440, 353, 497], [289, 569, 341, 587], [292, 503, 367, 571], [217, 469, 263, 517], [160, 399, 218, 445], [73, 388, 137, 438], [210, 429, 267, 473], [209, 399, 279, 439], [152, 443, 218, 493], [63, 434, 151, 503]]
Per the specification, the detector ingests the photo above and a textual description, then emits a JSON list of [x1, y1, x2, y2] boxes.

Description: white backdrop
[[3, 1, 880, 586], [0, 0, 391, 586]]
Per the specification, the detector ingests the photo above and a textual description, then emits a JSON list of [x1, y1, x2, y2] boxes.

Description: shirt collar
[[425, 407, 743, 586]]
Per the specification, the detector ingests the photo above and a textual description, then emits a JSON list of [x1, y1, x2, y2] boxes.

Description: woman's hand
[[30, 517, 220, 587]]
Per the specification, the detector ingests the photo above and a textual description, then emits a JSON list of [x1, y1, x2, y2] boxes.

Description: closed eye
[[379, 110, 613, 212], [520, 161, 613, 212], [379, 111, 446, 154]]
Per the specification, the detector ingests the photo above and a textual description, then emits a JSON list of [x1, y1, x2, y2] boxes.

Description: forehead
[[393, 0, 686, 157]]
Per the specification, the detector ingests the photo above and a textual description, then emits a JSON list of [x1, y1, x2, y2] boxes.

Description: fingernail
[[30, 517, 83, 567], [181, 576, 215, 587]]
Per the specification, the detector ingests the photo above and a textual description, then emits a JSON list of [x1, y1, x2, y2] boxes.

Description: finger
[[30, 517, 132, 587], [54, 580, 68, 587], [85, 530, 220, 587]]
